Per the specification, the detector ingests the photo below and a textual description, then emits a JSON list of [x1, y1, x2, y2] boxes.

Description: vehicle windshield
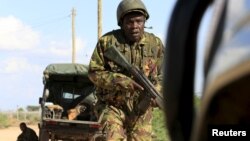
[[63, 92, 81, 100]]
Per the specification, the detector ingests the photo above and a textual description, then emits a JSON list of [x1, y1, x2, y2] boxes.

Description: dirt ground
[[0, 125, 39, 141]]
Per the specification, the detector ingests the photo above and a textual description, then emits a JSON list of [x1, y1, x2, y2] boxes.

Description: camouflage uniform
[[88, 29, 164, 141]]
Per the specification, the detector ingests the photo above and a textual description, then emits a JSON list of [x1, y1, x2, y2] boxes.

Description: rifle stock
[[104, 46, 165, 114]]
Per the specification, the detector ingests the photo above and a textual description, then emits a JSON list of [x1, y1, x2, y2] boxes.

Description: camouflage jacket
[[88, 29, 164, 107]]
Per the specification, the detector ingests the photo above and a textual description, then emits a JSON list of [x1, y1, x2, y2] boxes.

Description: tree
[[26, 105, 40, 111]]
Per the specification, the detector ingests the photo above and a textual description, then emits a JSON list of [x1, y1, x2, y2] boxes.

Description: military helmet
[[117, 0, 149, 26]]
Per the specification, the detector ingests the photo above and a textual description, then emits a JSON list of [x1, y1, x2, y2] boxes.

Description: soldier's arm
[[148, 37, 164, 107], [88, 40, 141, 92], [153, 37, 165, 93]]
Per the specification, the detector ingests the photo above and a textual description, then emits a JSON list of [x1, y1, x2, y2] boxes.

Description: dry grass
[[0, 124, 39, 141]]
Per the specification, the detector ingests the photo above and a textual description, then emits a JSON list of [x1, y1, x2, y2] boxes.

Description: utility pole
[[98, 0, 102, 39], [71, 8, 76, 63], [16, 105, 19, 121]]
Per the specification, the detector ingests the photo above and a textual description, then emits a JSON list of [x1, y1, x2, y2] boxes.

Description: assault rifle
[[104, 45, 165, 115]]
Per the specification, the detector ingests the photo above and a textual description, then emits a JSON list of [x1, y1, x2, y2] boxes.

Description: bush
[[26, 113, 40, 124], [0, 111, 40, 128], [0, 113, 10, 128], [152, 108, 170, 141]]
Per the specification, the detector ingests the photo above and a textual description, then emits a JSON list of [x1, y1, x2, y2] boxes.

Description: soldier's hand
[[129, 80, 144, 91], [151, 98, 158, 107], [114, 77, 144, 91]]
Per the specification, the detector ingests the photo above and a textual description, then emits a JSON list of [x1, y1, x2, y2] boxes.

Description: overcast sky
[[0, 0, 175, 111], [1, 0, 248, 111]]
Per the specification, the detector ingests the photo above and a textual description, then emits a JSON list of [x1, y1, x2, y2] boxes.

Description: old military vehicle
[[38, 63, 105, 141]]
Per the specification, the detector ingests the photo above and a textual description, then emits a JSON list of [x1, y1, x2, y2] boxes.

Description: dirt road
[[0, 125, 39, 141]]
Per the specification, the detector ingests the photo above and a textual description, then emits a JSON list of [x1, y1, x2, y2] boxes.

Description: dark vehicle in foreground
[[38, 63, 105, 141], [165, 0, 250, 141]]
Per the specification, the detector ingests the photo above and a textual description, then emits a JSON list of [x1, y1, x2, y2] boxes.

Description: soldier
[[17, 122, 38, 141], [88, 0, 164, 140]]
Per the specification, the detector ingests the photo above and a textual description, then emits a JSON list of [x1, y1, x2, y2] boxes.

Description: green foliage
[[26, 105, 40, 111], [152, 108, 170, 141], [0, 113, 10, 128], [152, 95, 200, 141], [26, 113, 40, 124], [16, 111, 40, 122], [0, 110, 40, 129], [194, 95, 201, 109], [18, 107, 24, 112]]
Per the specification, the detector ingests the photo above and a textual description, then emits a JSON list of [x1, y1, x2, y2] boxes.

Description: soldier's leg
[[102, 105, 127, 141], [128, 107, 153, 141]]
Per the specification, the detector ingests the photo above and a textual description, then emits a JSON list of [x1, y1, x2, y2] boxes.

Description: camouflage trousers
[[101, 105, 153, 141]]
